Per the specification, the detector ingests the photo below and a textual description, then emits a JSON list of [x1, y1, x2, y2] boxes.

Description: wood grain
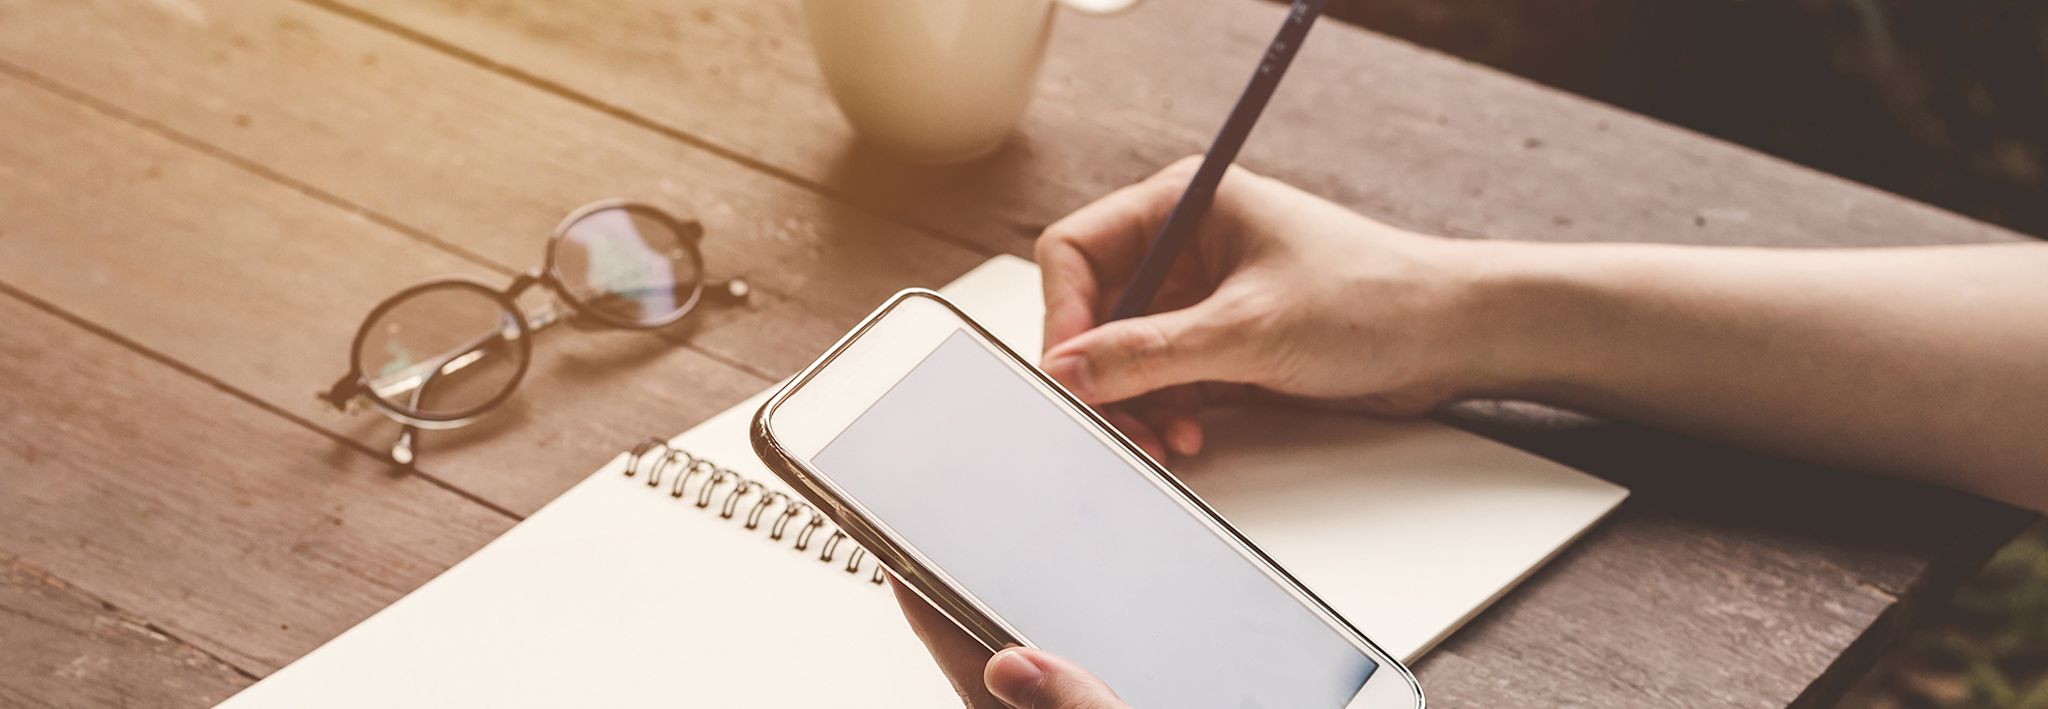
[[0, 0, 986, 335], [0, 288, 513, 687], [315, 0, 2036, 254], [0, 556, 249, 708]]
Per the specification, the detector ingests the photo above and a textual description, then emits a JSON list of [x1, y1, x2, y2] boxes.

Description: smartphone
[[752, 289, 1423, 709]]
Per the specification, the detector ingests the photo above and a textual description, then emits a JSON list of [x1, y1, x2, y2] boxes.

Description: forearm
[[1466, 240, 2048, 510]]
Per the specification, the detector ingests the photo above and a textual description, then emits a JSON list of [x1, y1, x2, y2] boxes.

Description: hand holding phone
[[753, 291, 1422, 709], [894, 581, 1132, 708]]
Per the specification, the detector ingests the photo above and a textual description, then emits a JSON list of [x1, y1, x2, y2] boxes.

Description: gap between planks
[[0, 554, 261, 685]]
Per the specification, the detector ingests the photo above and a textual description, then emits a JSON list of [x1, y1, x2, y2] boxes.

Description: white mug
[[802, 0, 1141, 165]]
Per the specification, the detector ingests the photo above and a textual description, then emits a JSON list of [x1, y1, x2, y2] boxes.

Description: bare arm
[[1477, 241, 2048, 509]]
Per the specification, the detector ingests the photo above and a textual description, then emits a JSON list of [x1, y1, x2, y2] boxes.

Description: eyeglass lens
[[553, 206, 705, 326], [354, 285, 528, 419]]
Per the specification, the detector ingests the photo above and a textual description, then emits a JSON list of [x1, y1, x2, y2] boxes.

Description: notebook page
[[219, 387, 956, 707]]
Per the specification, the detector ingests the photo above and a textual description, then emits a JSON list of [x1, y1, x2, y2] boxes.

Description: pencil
[[1105, 0, 1327, 322]]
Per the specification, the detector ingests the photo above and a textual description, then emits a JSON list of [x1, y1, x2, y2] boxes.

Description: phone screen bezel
[[751, 289, 1422, 709]]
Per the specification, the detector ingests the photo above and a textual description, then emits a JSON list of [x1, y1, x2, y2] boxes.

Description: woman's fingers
[[891, 580, 1002, 708], [895, 581, 1132, 709], [1042, 297, 1257, 406], [985, 647, 1131, 709], [1036, 159, 1209, 351], [1159, 413, 1203, 457], [1100, 408, 1169, 462], [1037, 186, 1171, 349]]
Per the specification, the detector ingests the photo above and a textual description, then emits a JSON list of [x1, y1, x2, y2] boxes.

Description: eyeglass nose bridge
[[505, 269, 545, 297]]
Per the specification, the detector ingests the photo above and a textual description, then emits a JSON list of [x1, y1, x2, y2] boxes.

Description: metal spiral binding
[[625, 437, 887, 585]]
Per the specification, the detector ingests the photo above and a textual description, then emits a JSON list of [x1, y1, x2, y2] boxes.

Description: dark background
[[1322, 0, 2048, 239], [1307, 2, 2048, 706]]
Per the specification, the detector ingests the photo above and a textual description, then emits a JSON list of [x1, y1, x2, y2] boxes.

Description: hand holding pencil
[[1035, 158, 1481, 460]]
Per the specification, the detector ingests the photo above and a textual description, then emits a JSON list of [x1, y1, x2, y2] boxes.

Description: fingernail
[[1166, 418, 1203, 457], [986, 649, 1047, 705], [1044, 354, 1095, 400]]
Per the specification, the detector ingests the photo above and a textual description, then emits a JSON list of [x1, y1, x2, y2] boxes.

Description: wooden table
[[0, 0, 2036, 705]]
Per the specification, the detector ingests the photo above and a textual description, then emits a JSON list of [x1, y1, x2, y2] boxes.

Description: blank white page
[[220, 387, 959, 708]]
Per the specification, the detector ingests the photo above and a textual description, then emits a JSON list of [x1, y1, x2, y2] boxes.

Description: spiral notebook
[[220, 256, 1627, 708]]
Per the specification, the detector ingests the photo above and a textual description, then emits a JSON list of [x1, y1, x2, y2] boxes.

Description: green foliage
[[1859, 525, 2048, 708]]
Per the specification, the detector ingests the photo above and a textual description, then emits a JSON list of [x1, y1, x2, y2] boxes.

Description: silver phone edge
[[749, 287, 1425, 708]]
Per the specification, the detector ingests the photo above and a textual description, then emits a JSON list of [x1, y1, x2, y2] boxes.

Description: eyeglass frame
[[319, 198, 747, 461]]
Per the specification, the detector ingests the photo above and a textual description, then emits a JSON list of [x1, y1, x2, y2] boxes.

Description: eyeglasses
[[320, 199, 750, 466]]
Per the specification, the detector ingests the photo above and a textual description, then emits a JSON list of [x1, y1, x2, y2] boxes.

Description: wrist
[[1441, 239, 1621, 403]]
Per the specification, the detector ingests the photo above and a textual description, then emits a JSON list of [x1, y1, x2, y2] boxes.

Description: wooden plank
[[0, 0, 989, 514], [0, 556, 249, 708], [309, 0, 2037, 254], [0, 288, 514, 689]]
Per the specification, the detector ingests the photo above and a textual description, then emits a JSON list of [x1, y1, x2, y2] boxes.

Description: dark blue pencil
[[1105, 0, 1327, 322]]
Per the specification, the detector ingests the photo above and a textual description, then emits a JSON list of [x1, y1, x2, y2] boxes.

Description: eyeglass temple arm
[[552, 277, 749, 333], [314, 364, 425, 467], [319, 371, 361, 410], [391, 401, 424, 468]]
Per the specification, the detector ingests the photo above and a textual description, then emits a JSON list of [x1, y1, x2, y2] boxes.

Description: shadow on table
[[1440, 400, 2029, 580], [817, 133, 1054, 250], [1436, 400, 2033, 705]]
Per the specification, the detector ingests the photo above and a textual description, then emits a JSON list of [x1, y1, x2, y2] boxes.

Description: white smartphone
[[752, 289, 1423, 709]]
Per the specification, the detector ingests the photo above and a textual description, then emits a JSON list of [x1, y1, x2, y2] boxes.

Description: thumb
[[1042, 300, 1252, 404], [985, 647, 1129, 709]]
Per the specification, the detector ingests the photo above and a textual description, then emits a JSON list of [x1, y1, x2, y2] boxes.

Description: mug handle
[[1058, 0, 1142, 14]]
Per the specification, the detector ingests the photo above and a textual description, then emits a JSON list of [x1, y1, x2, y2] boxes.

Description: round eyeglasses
[[320, 199, 750, 466]]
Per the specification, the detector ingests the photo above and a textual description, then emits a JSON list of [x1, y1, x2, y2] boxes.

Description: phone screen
[[812, 329, 1377, 708]]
